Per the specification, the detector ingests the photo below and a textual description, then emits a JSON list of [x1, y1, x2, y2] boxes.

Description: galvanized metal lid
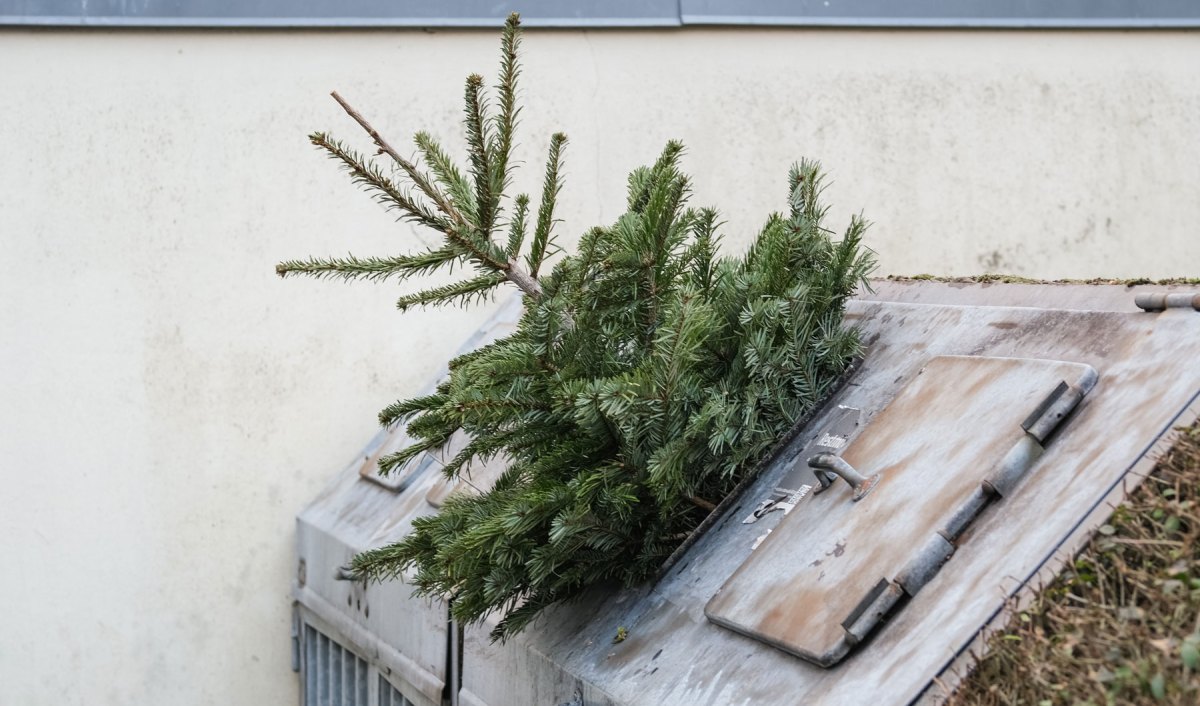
[[706, 355, 1097, 666]]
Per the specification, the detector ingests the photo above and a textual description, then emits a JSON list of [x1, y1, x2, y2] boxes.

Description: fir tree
[[278, 13, 875, 641]]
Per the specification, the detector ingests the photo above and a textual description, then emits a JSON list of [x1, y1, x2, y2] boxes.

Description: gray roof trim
[[0, 16, 681, 28], [682, 0, 1200, 28], [682, 14, 1200, 28], [0, 0, 680, 28], [3, 0, 1199, 28]]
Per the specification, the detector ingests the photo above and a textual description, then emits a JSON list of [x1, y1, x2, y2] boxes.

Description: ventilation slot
[[303, 624, 369, 706], [378, 675, 414, 706]]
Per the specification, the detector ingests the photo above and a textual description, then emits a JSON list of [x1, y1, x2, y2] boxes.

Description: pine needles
[[279, 12, 875, 641]]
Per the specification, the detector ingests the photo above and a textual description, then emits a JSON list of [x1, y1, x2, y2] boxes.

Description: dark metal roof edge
[[3, 14, 1198, 29], [0, 15, 681, 28], [682, 14, 1200, 28]]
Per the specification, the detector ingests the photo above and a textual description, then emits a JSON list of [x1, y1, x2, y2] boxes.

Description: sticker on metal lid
[[743, 484, 813, 524], [742, 405, 861, 524]]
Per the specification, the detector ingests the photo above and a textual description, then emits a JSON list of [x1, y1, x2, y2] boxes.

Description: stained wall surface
[[1, 27, 1197, 705]]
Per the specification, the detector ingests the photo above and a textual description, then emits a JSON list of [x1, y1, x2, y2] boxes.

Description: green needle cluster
[[279, 13, 875, 641]]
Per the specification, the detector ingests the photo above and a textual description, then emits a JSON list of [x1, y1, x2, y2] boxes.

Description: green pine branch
[[276, 248, 459, 283], [464, 74, 498, 235], [492, 12, 522, 198], [414, 131, 476, 220], [395, 272, 508, 312], [328, 91, 464, 228], [282, 13, 876, 645], [309, 132, 450, 234], [284, 18, 547, 305], [505, 194, 530, 260], [379, 393, 447, 428], [528, 133, 567, 279]]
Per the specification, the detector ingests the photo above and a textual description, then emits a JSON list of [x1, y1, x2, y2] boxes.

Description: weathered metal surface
[[291, 282, 1200, 705], [918, 384, 1200, 704], [457, 284, 1200, 706], [296, 416, 457, 706], [658, 363, 863, 577], [293, 295, 523, 706], [860, 279, 1200, 313], [296, 586, 444, 705], [356, 426, 443, 492], [706, 356, 1096, 667], [381, 673, 418, 706]]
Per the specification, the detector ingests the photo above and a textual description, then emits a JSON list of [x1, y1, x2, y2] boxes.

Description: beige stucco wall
[[1, 27, 1196, 705]]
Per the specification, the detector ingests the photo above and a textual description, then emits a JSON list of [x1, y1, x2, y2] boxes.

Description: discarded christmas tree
[[278, 13, 874, 640]]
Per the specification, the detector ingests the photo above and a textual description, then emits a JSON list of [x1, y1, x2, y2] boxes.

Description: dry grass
[[951, 423, 1200, 705]]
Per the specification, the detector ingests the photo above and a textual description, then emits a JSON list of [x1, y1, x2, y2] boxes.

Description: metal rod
[[1135, 291, 1200, 312], [808, 454, 881, 502]]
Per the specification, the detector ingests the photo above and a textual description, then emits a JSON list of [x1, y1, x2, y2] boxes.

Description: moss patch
[[886, 274, 1200, 287]]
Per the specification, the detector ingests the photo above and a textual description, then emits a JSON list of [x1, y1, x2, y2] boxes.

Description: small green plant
[[279, 13, 874, 641]]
